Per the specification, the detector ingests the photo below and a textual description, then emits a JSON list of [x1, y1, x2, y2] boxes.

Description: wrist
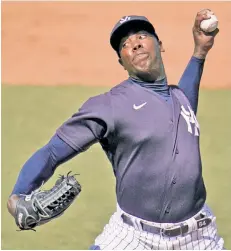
[[193, 47, 208, 59], [7, 194, 19, 216]]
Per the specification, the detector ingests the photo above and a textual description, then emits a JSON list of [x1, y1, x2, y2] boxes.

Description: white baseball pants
[[92, 204, 224, 250]]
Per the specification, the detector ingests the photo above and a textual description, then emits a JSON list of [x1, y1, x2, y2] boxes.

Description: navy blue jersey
[[57, 78, 205, 223]]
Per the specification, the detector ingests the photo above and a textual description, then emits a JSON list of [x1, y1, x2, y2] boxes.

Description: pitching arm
[[178, 9, 219, 115], [178, 56, 205, 115]]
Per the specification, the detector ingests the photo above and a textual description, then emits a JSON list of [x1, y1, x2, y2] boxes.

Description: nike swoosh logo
[[133, 102, 147, 110]]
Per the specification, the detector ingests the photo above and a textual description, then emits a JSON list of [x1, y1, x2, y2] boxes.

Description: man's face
[[119, 30, 162, 81]]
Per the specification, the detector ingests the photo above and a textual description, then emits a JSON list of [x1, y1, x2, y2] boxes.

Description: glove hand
[[193, 9, 219, 59], [7, 194, 39, 231], [8, 172, 81, 231]]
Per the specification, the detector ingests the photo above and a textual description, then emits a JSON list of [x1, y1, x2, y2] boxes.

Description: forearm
[[178, 56, 205, 114], [11, 134, 78, 195]]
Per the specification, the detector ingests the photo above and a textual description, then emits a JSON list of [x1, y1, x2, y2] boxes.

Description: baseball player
[[7, 9, 225, 250]]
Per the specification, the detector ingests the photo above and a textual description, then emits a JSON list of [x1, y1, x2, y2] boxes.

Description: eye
[[122, 42, 128, 48], [139, 34, 147, 39]]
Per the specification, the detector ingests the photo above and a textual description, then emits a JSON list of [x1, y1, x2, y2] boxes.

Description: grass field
[[2, 85, 231, 250]]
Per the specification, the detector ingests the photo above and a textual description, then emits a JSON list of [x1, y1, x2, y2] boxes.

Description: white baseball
[[200, 14, 218, 33]]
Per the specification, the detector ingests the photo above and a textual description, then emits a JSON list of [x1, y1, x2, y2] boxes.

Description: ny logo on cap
[[120, 16, 131, 24]]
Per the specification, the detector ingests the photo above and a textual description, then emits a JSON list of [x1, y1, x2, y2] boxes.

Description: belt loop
[[160, 228, 164, 238], [180, 223, 184, 236]]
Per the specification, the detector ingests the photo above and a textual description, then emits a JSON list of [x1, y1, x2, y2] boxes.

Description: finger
[[194, 9, 214, 29], [198, 8, 213, 15], [194, 16, 210, 31], [194, 14, 210, 30]]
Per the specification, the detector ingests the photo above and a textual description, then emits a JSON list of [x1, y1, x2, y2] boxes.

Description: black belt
[[121, 213, 212, 237]]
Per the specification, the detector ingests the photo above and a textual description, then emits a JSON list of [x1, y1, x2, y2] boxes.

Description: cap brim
[[110, 19, 156, 53]]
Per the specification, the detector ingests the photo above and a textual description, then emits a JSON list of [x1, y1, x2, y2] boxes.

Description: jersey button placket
[[165, 205, 171, 214], [175, 147, 179, 154], [172, 177, 176, 185]]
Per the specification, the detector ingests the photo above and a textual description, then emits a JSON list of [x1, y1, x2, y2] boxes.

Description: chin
[[136, 67, 160, 82], [136, 61, 156, 74]]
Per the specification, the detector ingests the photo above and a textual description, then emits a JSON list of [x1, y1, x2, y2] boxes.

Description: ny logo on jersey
[[181, 105, 200, 136], [120, 16, 131, 24]]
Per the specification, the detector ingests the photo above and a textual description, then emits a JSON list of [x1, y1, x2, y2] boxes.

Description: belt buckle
[[161, 224, 183, 237]]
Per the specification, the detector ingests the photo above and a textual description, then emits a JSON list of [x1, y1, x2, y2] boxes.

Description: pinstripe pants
[[93, 204, 224, 250]]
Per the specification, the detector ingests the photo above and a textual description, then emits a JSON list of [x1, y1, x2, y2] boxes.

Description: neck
[[129, 71, 166, 83], [129, 74, 169, 98], [130, 76, 167, 84], [156, 60, 167, 81]]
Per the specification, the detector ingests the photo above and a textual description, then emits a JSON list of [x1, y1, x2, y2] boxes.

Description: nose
[[132, 42, 143, 52]]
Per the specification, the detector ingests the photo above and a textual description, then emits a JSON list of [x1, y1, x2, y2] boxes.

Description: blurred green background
[[2, 85, 231, 249]]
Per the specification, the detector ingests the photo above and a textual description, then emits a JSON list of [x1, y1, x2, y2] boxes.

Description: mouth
[[132, 52, 149, 63]]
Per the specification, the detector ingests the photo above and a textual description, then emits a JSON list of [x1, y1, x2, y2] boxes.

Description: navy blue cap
[[110, 15, 159, 54]]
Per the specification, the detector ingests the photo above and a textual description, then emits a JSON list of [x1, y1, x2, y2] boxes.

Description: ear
[[158, 40, 165, 52], [118, 58, 126, 70]]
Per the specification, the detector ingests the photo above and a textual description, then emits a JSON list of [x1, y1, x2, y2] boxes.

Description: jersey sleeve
[[178, 56, 205, 115], [56, 93, 114, 152], [11, 134, 78, 195]]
